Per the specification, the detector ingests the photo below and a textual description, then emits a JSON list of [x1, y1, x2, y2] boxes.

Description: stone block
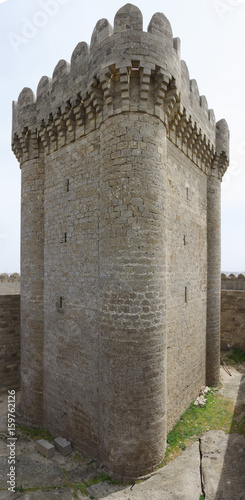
[[36, 439, 55, 458], [54, 436, 72, 456]]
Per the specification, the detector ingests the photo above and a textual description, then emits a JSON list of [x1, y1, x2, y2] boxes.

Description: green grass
[[222, 348, 245, 365], [16, 426, 54, 442], [159, 388, 237, 466], [71, 472, 120, 499]]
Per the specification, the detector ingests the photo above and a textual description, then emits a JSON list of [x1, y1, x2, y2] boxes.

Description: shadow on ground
[[214, 368, 245, 500]]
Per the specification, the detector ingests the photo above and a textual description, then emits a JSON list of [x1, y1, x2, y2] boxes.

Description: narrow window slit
[[185, 286, 188, 304], [66, 179, 69, 192], [64, 233, 67, 243], [59, 297, 63, 309]]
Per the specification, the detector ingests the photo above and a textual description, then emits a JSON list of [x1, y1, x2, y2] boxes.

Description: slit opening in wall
[[186, 187, 189, 200], [66, 179, 69, 192], [184, 235, 186, 246], [64, 233, 67, 243], [185, 286, 188, 304], [56, 296, 64, 313]]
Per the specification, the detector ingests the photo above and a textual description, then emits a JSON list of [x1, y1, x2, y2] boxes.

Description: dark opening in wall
[[66, 179, 70, 192], [56, 296, 64, 313], [185, 286, 188, 304]]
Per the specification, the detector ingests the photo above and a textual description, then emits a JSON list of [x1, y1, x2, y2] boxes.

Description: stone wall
[[11, 4, 229, 481], [0, 273, 20, 295], [0, 290, 20, 394], [221, 274, 245, 351], [166, 141, 207, 430]]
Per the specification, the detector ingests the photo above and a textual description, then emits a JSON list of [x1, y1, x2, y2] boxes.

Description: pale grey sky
[[0, 0, 244, 273]]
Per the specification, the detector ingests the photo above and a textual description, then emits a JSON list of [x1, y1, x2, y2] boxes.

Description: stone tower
[[12, 4, 229, 481]]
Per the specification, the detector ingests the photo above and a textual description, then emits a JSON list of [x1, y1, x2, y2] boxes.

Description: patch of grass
[[62, 468, 68, 485], [73, 452, 85, 463], [159, 388, 236, 467], [199, 495, 205, 500], [14, 486, 24, 492], [72, 472, 122, 498], [16, 426, 54, 443], [87, 459, 96, 465], [14, 486, 63, 493], [222, 348, 245, 365]]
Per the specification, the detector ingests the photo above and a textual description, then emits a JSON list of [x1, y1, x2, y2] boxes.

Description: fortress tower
[[12, 4, 229, 480]]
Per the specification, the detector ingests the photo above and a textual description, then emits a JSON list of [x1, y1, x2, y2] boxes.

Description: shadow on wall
[[215, 371, 245, 499]]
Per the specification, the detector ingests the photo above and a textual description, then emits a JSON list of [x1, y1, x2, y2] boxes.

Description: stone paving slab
[[201, 430, 245, 500], [88, 442, 201, 500], [0, 488, 74, 499]]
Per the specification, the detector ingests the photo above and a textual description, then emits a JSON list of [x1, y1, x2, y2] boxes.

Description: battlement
[[12, 3, 229, 178], [221, 273, 245, 290], [0, 274, 20, 295]]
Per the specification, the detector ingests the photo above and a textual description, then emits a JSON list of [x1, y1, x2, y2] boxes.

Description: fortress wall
[[166, 140, 207, 430], [0, 274, 20, 295], [98, 112, 167, 478], [221, 274, 245, 351], [0, 295, 20, 394], [43, 131, 100, 458], [20, 156, 44, 425], [11, 3, 229, 480], [221, 273, 245, 290], [221, 291, 245, 352]]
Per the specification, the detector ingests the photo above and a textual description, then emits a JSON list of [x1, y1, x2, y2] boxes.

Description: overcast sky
[[0, 0, 244, 273]]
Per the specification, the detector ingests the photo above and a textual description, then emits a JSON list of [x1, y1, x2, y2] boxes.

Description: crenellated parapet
[[0, 274, 20, 296], [0, 273, 20, 282], [12, 3, 229, 178], [221, 273, 245, 290]]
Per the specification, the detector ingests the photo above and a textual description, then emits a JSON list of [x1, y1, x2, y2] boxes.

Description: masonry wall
[[166, 141, 207, 430], [0, 275, 20, 394], [43, 130, 100, 459], [0, 294, 20, 394], [221, 274, 245, 351]]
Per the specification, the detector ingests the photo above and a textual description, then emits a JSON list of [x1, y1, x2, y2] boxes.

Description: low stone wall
[[221, 274, 245, 351], [0, 274, 21, 394], [221, 273, 245, 290], [0, 273, 20, 295]]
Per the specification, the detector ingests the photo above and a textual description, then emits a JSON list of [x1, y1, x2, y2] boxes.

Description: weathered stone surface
[[220, 365, 245, 405], [200, 430, 245, 500], [221, 290, 245, 351], [36, 440, 55, 458], [88, 442, 201, 499], [0, 294, 20, 394], [11, 3, 229, 479], [54, 436, 72, 456]]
